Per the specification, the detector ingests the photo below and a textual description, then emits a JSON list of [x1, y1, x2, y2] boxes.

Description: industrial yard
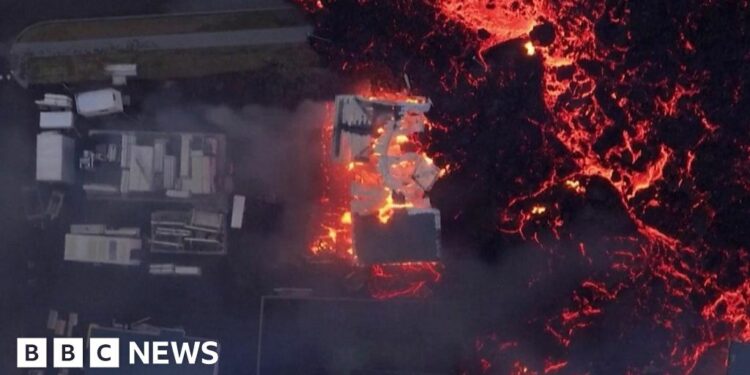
[[2, 0, 750, 375]]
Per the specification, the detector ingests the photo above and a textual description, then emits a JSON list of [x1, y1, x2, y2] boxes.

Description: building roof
[[353, 209, 441, 264], [36, 131, 76, 184]]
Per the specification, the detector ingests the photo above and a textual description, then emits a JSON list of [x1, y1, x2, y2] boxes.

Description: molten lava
[[300, 0, 750, 373]]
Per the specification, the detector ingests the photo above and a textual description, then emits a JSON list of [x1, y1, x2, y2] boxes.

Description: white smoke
[[202, 101, 329, 267]]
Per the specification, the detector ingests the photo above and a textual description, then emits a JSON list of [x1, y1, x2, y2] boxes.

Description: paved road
[[11, 25, 313, 58]]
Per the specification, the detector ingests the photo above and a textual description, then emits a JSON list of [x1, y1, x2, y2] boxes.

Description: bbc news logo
[[17, 338, 219, 369]]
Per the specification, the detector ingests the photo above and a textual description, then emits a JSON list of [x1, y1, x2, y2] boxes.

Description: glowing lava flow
[[369, 261, 443, 300], [434, 0, 543, 52], [310, 102, 354, 259], [299, 0, 750, 373], [439, 3, 745, 373]]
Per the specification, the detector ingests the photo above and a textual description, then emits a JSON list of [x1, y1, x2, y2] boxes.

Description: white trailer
[[230, 195, 246, 229], [36, 132, 76, 184], [39, 111, 75, 130], [64, 233, 142, 266]]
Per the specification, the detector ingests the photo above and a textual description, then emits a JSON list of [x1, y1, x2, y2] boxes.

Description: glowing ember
[[368, 261, 443, 300], [523, 41, 536, 56], [309, 102, 353, 259]]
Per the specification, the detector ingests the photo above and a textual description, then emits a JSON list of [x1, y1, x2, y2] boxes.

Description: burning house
[[330, 95, 441, 265]]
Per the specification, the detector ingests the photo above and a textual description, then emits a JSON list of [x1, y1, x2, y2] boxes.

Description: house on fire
[[332, 95, 442, 264]]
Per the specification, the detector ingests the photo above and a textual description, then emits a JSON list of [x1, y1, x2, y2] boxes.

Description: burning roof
[[331, 95, 441, 264], [309, 94, 446, 299]]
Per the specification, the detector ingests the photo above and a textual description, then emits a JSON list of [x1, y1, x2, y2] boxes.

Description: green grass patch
[[22, 43, 320, 84], [18, 8, 308, 43]]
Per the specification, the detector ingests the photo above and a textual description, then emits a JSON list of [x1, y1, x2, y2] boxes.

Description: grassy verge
[[18, 8, 308, 43], [22, 43, 320, 84]]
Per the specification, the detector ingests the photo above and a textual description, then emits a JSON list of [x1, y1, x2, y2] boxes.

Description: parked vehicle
[[75, 88, 124, 117]]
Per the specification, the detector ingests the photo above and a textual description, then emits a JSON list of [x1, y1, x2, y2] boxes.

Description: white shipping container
[[163, 155, 176, 189], [36, 132, 76, 184], [64, 233, 141, 266], [39, 111, 74, 129], [180, 134, 191, 177], [154, 139, 166, 173], [231, 195, 246, 229], [190, 154, 204, 194]]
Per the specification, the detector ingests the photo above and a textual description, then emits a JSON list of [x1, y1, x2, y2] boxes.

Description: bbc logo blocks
[[89, 338, 119, 368], [18, 338, 119, 368], [53, 338, 84, 368], [17, 338, 47, 368]]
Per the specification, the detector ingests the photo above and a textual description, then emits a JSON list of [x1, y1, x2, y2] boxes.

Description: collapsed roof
[[332, 95, 441, 264]]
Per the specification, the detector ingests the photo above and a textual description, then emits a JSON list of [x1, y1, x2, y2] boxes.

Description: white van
[[75, 88, 124, 117]]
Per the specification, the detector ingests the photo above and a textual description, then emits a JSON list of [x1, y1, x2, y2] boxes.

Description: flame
[[340, 211, 352, 224], [563, 179, 585, 194], [530, 205, 547, 215], [524, 41, 536, 56], [309, 103, 353, 259], [377, 190, 414, 224]]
